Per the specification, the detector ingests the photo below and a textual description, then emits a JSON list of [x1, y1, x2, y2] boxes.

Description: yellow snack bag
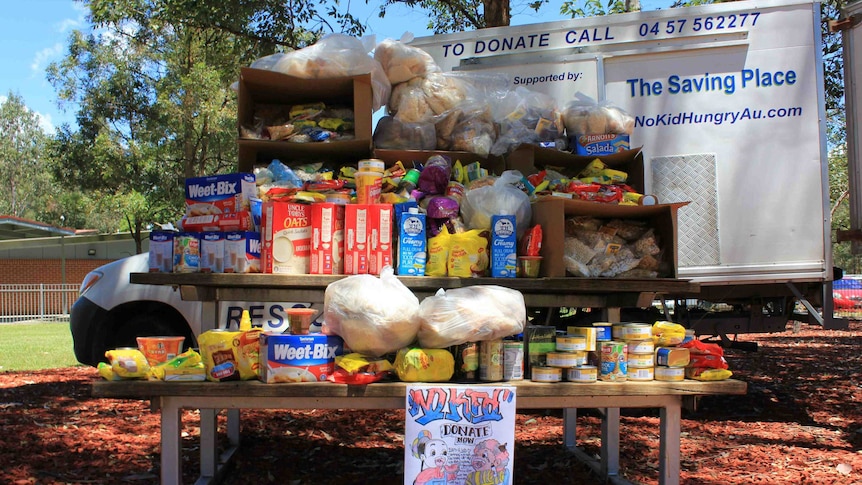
[[426, 227, 451, 277], [105, 348, 150, 379], [97, 362, 124, 381], [447, 229, 489, 278], [578, 159, 606, 178], [685, 367, 733, 381], [652, 321, 687, 347], [394, 347, 455, 382]]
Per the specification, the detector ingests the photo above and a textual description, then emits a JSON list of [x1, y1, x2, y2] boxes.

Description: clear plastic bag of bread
[[388, 72, 473, 124], [268, 33, 392, 112], [461, 170, 532, 236], [373, 115, 436, 150], [562, 92, 635, 136], [374, 34, 441, 85], [447, 103, 497, 157], [490, 86, 565, 156], [416, 286, 527, 348], [322, 266, 421, 357]]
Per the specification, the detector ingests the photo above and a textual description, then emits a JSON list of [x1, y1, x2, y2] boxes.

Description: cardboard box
[[344, 204, 370, 275], [368, 204, 394, 275], [261, 202, 311, 274], [185, 173, 256, 214], [310, 203, 345, 275], [148, 231, 174, 273], [237, 68, 373, 172], [259, 333, 344, 383], [531, 197, 685, 278], [224, 231, 261, 274], [506, 144, 645, 194], [200, 232, 225, 273]]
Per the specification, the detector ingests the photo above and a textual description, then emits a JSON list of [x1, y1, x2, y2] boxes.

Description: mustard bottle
[[239, 309, 252, 331]]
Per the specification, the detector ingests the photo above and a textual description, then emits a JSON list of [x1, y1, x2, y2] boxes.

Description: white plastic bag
[[460, 170, 532, 237], [322, 266, 420, 357], [417, 286, 526, 348]]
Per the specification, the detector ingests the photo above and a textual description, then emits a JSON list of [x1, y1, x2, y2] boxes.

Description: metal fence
[[0, 284, 78, 323]]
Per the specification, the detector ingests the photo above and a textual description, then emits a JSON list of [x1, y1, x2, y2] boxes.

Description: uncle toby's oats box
[[261, 201, 311, 274]]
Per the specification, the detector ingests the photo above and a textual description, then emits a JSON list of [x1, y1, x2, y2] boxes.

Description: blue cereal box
[[148, 231, 175, 273], [397, 209, 427, 276], [185, 172, 256, 215], [571, 133, 630, 156], [259, 333, 344, 383], [491, 215, 518, 278]]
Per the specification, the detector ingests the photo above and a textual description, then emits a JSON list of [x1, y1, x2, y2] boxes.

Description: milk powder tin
[[655, 347, 691, 367], [627, 339, 655, 354], [599, 341, 628, 382], [593, 323, 613, 341], [546, 351, 587, 368], [479, 339, 504, 382], [502, 341, 524, 381], [627, 366, 655, 381], [612, 323, 653, 341], [566, 365, 598, 383], [654, 366, 686, 382], [627, 352, 655, 368], [556, 335, 587, 352], [531, 366, 562, 382]]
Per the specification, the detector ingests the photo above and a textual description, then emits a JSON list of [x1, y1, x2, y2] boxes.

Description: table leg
[[659, 401, 682, 485], [227, 409, 241, 447], [563, 408, 578, 448], [200, 409, 218, 480], [601, 407, 621, 477], [161, 397, 183, 485]]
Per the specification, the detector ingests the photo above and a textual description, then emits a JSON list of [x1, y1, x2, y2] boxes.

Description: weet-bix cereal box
[[149, 231, 175, 273], [259, 333, 344, 383], [185, 173, 256, 216], [200, 232, 225, 273], [225, 231, 260, 273]]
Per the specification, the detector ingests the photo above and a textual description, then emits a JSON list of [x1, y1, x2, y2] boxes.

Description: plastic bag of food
[[374, 36, 440, 85], [561, 93, 634, 135], [322, 266, 420, 357], [490, 87, 564, 156], [460, 170, 532, 236], [652, 321, 686, 347], [372, 116, 436, 150], [417, 286, 526, 348], [269, 33, 391, 112], [417, 155, 452, 195], [105, 348, 150, 379], [394, 347, 455, 382]]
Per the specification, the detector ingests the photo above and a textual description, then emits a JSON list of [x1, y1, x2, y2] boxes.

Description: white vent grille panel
[[651, 154, 720, 267]]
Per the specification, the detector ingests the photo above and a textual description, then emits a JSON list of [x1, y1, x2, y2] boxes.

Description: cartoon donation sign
[[404, 385, 516, 485]]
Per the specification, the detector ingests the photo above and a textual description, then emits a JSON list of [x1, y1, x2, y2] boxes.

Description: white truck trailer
[[410, 0, 847, 340]]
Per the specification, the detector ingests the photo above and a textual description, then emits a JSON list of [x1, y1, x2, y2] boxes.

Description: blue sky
[[0, 0, 672, 134]]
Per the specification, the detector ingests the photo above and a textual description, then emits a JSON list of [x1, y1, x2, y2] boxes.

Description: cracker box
[[344, 204, 370, 275], [397, 209, 427, 276], [368, 204, 394, 275], [261, 201, 311, 274], [259, 333, 344, 383], [310, 203, 345, 275], [491, 215, 517, 278], [185, 173, 256, 216], [570, 133, 631, 156], [200, 232, 225, 273], [225, 231, 261, 274], [172, 232, 200, 273], [148, 231, 175, 273]]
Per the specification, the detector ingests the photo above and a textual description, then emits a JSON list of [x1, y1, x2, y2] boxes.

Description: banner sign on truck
[[404, 385, 516, 485], [410, 0, 830, 286]]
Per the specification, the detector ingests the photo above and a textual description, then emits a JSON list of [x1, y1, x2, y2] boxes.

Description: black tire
[[101, 303, 194, 362]]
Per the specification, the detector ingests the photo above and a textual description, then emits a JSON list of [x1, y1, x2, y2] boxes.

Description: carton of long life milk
[[491, 215, 517, 278], [397, 208, 426, 276], [310, 202, 345, 275]]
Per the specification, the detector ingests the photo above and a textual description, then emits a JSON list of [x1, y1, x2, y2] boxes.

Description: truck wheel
[[103, 308, 194, 361]]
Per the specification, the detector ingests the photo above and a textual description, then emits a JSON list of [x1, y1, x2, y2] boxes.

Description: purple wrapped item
[[425, 196, 460, 219], [417, 155, 452, 195]]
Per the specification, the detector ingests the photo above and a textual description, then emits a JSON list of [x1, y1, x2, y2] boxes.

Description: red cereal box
[[367, 204, 394, 275], [310, 203, 345, 275], [261, 202, 311, 274], [344, 204, 370, 275]]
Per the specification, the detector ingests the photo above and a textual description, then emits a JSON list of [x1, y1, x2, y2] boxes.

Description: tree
[[0, 93, 51, 220], [47, 0, 364, 251]]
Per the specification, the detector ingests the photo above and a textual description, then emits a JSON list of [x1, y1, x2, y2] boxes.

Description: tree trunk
[[484, 0, 511, 27]]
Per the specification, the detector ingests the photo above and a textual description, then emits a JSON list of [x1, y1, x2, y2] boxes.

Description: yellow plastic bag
[[447, 229, 489, 278], [105, 348, 150, 379], [652, 321, 686, 347], [426, 227, 451, 277], [394, 347, 454, 382], [685, 367, 732, 381]]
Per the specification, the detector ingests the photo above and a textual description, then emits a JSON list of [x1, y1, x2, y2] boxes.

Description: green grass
[[0, 322, 83, 372]]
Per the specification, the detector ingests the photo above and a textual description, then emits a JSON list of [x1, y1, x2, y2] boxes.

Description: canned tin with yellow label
[[612, 323, 653, 341], [627, 366, 655, 381], [556, 335, 587, 352], [546, 351, 587, 368], [531, 366, 562, 382], [627, 352, 655, 368], [654, 366, 686, 381], [627, 339, 655, 354], [567, 326, 597, 351], [566, 365, 598, 383]]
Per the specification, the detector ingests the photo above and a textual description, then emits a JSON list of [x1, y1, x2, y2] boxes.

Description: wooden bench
[[93, 378, 747, 485]]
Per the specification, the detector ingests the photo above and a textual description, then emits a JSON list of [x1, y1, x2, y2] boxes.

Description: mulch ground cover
[[1, 321, 860, 484]]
